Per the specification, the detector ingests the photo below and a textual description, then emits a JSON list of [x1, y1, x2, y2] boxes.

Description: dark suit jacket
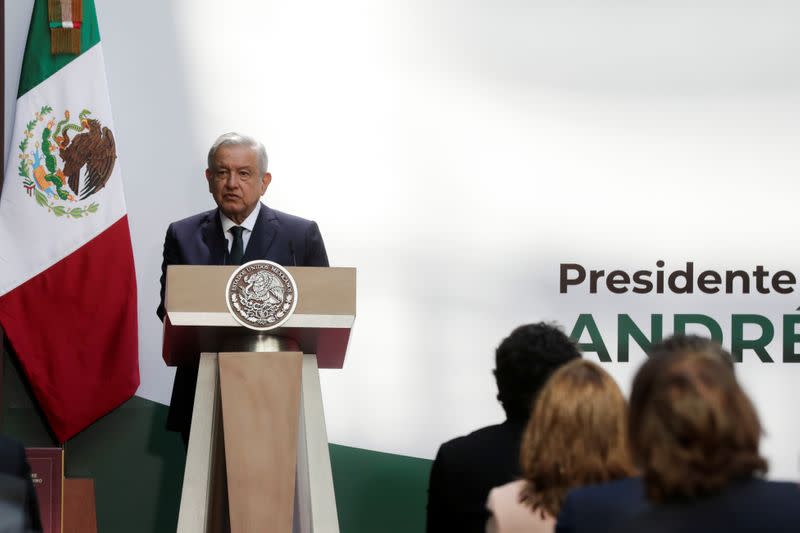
[[0, 436, 42, 532], [426, 419, 526, 533], [617, 478, 800, 533], [556, 477, 645, 533], [157, 203, 329, 436]]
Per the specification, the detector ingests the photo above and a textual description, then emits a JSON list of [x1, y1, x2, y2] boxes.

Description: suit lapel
[[243, 203, 278, 263], [201, 210, 230, 265]]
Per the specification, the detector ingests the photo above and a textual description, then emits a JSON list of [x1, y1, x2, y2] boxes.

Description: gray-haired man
[[157, 132, 329, 445]]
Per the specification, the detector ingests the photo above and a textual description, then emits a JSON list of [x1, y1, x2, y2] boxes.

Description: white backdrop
[[6, 1, 800, 479]]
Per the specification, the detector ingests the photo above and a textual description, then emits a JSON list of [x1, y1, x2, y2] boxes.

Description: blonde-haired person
[[485, 359, 635, 533]]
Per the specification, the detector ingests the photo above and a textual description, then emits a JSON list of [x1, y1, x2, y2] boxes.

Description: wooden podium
[[162, 265, 355, 533]]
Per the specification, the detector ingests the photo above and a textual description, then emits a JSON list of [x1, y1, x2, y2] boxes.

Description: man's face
[[206, 144, 271, 224]]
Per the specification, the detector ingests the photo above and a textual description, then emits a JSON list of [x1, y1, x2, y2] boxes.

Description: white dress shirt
[[219, 202, 261, 253]]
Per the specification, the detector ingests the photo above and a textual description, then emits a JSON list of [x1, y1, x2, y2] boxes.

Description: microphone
[[289, 241, 297, 266]]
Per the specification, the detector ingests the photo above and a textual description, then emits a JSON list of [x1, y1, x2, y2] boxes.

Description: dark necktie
[[229, 226, 245, 265]]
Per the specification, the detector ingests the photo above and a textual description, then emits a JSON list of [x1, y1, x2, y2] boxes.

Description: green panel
[[62, 396, 184, 533], [18, 0, 102, 97], [2, 349, 57, 446], [330, 443, 432, 533]]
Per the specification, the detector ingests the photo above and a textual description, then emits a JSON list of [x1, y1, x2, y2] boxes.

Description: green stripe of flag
[[19, 0, 101, 98]]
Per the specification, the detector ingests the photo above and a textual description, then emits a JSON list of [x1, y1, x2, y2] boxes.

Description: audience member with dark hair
[[556, 334, 736, 533], [426, 323, 581, 533], [486, 359, 635, 533], [619, 336, 800, 533]]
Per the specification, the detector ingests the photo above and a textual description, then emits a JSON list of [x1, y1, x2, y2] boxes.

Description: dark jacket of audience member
[[620, 478, 800, 533], [618, 335, 800, 533], [555, 477, 645, 533], [426, 323, 581, 533], [0, 435, 42, 532], [428, 419, 526, 533], [486, 360, 635, 533]]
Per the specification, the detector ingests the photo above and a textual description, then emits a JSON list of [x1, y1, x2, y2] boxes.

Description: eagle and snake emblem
[[18, 105, 116, 218], [226, 261, 298, 330]]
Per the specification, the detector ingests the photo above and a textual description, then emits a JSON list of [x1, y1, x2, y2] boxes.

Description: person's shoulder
[[754, 478, 800, 493], [265, 206, 317, 228], [440, 423, 508, 452], [168, 208, 217, 230], [465, 423, 513, 441], [618, 479, 800, 533], [487, 480, 527, 515], [489, 480, 554, 533], [568, 477, 643, 503], [557, 477, 645, 532], [743, 479, 800, 528], [435, 423, 510, 466], [736, 477, 800, 504], [489, 479, 527, 501]]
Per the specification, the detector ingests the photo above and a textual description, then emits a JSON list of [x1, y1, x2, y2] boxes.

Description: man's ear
[[205, 168, 213, 192], [261, 172, 272, 194]]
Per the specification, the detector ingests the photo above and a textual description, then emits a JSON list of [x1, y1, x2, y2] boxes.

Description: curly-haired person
[[426, 323, 581, 533]]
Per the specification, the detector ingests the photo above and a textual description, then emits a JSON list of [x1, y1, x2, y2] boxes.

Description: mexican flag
[[0, 0, 139, 442]]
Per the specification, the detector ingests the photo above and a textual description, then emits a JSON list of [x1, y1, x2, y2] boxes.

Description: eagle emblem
[[17, 105, 116, 218], [226, 261, 298, 331]]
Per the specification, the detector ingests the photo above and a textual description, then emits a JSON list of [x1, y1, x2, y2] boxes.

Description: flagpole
[[0, 0, 5, 200], [0, 0, 5, 407]]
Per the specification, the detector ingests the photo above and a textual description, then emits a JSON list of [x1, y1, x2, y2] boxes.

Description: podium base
[[177, 350, 339, 533]]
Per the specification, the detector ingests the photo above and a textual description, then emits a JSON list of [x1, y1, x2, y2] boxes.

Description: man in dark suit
[[425, 323, 581, 533], [157, 132, 329, 445], [0, 435, 41, 532]]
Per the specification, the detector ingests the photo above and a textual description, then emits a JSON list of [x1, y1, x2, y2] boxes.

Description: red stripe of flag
[[0, 216, 139, 442]]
